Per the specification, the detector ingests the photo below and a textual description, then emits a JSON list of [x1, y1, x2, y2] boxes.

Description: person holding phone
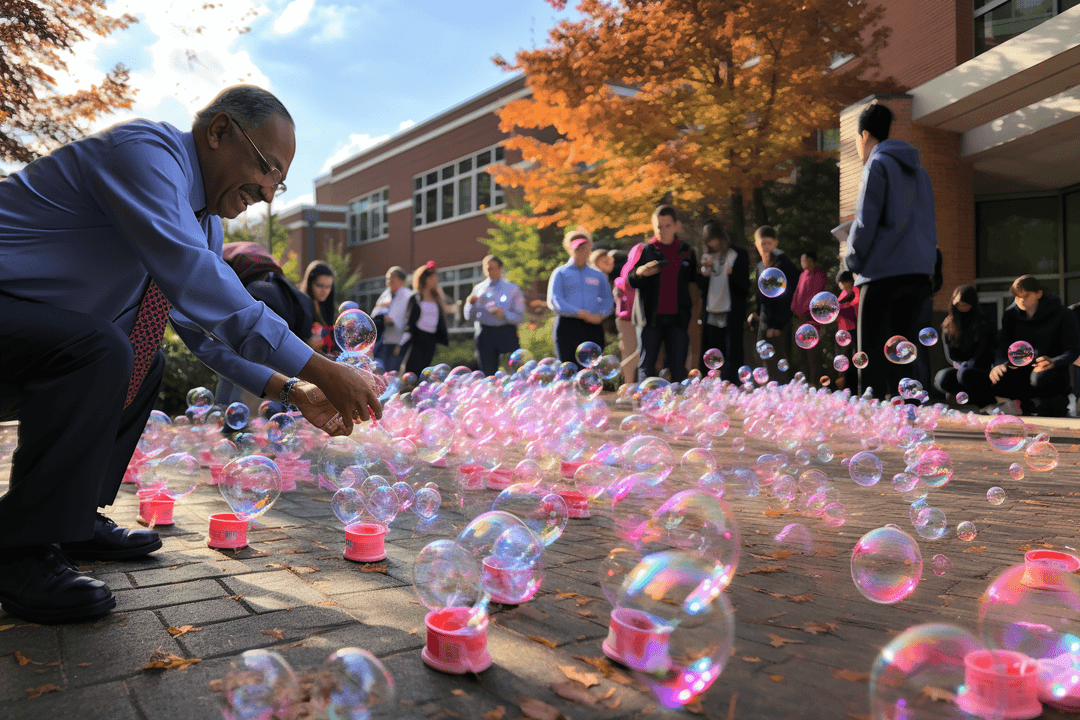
[[627, 205, 699, 382]]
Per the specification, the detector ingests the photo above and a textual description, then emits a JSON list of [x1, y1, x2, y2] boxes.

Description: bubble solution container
[[207, 513, 249, 549], [956, 650, 1042, 720], [485, 468, 515, 491], [481, 556, 540, 604], [272, 458, 301, 492], [602, 607, 673, 674], [137, 490, 174, 526], [343, 523, 387, 562], [559, 490, 591, 518], [208, 463, 225, 485], [560, 460, 585, 479], [422, 607, 491, 674], [1021, 550, 1080, 589]]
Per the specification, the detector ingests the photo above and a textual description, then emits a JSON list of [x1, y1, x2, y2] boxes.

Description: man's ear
[[205, 113, 230, 149]]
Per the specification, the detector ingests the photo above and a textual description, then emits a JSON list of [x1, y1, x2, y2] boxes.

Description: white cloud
[[274, 191, 314, 215], [398, 119, 415, 131], [273, 0, 315, 35], [311, 4, 355, 42], [321, 132, 389, 172]]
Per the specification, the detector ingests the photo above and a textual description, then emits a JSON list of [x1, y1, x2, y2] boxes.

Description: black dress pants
[[700, 321, 744, 384], [856, 275, 932, 400], [0, 292, 163, 547], [475, 324, 519, 376], [639, 313, 690, 382], [554, 316, 605, 366]]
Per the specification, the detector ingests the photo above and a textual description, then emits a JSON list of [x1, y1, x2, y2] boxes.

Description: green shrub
[[517, 314, 556, 364], [432, 336, 479, 371], [157, 326, 218, 417]]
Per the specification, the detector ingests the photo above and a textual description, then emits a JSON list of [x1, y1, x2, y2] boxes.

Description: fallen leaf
[[231, 595, 244, 601], [767, 633, 805, 648], [554, 590, 578, 599], [764, 509, 786, 517], [142, 649, 201, 671], [742, 656, 762, 663], [765, 612, 788, 621], [25, 684, 62, 700], [769, 674, 783, 681], [603, 696, 621, 709], [773, 550, 794, 559], [314, 599, 338, 607], [685, 699, 705, 714], [518, 697, 567, 720], [166, 625, 200, 638], [285, 549, 310, 555], [15, 650, 35, 666], [482, 707, 506, 720], [527, 635, 558, 648], [314, 541, 330, 551], [803, 621, 836, 635], [833, 668, 871, 682], [76, 663, 92, 667], [408, 628, 419, 635], [921, 686, 956, 703], [597, 687, 615, 700], [1017, 545, 1033, 551], [284, 565, 318, 575], [260, 629, 285, 640], [571, 655, 632, 684], [451, 689, 466, 696], [559, 664, 600, 687], [726, 691, 738, 720], [788, 592, 814, 603], [578, 610, 595, 618], [359, 563, 388, 574], [0, 624, 15, 632], [574, 597, 596, 606], [962, 546, 986, 554], [551, 680, 598, 705]]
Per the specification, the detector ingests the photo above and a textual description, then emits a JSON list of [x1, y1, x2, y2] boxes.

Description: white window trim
[[413, 144, 506, 229], [413, 203, 507, 232], [346, 187, 390, 247]]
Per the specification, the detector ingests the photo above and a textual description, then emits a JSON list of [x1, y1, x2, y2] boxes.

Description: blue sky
[[13, 0, 580, 222]]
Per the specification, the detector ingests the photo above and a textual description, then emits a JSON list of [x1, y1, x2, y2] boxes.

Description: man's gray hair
[[192, 85, 294, 130]]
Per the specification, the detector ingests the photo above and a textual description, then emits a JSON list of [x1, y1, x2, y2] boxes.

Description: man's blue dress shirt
[[547, 260, 614, 318]]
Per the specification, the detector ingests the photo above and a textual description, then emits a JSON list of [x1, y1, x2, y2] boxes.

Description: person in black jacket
[[697, 219, 749, 383], [748, 225, 798, 383], [401, 262, 451, 376], [626, 205, 699, 382], [933, 285, 997, 410], [990, 275, 1080, 417]]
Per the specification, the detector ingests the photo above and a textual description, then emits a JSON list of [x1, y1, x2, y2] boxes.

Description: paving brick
[[60, 611, 182, 687], [0, 625, 62, 702], [126, 656, 234, 720], [113, 579, 227, 612], [0, 680, 137, 720], [220, 570, 329, 613], [176, 605, 354, 659], [158, 597, 251, 628]]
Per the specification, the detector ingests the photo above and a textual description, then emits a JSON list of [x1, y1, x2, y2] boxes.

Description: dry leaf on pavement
[[482, 707, 506, 720], [551, 680, 598, 705], [260, 629, 285, 640], [833, 668, 871, 682], [142, 649, 201, 671], [803, 621, 836, 635], [527, 635, 558, 648], [558, 664, 599, 687], [166, 625, 200, 638], [767, 633, 805, 648], [518, 697, 568, 720], [25, 684, 62, 699]]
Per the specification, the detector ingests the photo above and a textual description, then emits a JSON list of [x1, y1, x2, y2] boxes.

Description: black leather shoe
[[61, 513, 162, 560], [0, 546, 115, 624]]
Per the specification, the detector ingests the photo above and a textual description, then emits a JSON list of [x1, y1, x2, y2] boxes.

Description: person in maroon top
[[790, 250, 828, 383], [836, 269, 860, 391], [627, 205, 699, 382]]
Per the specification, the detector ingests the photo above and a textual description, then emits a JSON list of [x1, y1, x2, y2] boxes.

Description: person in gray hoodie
[[843, 103, 937, 400]]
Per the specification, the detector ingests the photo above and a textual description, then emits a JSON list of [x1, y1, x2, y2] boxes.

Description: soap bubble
[[891, 472, 920, 493], [884, 336, 917, 364], [210, 439, 240, 468], [412, 539, 479, 610], [914, 506, 947, 540], [331, 488, 366, 526], [836, 329, 852, 347], [599, 547, 642, 605], [956, 392, 969, 404], [1007, 340, 1035, 367], [821, 502, 846, 527], [621, 435, 676, 479], [987, 486, 1006, 505], [758, 343, 775, 360], [640, 491, 739, 580], [220, 649, 300, 720], [334, 309, 378, 354], [574, 462, 621, 501], [852, 351, 869, 369], [415, 409, 454, 463], [956, 521, 977, 541], [703, 412, 730, 437], [752, 367, 769, 385], [918, 327, 939, 346], [932, 554, 952, 576], [914, 449, 953, 488], [808, 292, 839, 324], [225, 402, 249, 431], [610, 473, 669, 544], [187, 386, 215, 408], [594, 354, 621, 380], [680, 447, 717, 477], [817, 444, 834, 463], [898, 378, 923, 400], [851, 526, 922, 604], [794, 324, 819, 350], [775, 523, 815, 554], [492, 484, 568, 545], [312, 648, 395, 719], [777, 358, 789, 372], [573, 368, 603, 398], [703, 349, 724, 370], [508, 348, 533, 372], [364, 483, 400, 526], [456, 511, 544, 605], [616, 551, 736, 708], [758, 267, 787, 298], [575, 341, 602, 368], [985, 415, 1028, 452], [219, 456, 282, 521], [848, 451, 883, 487], [147, 452, 200, 500], [266, 413, 302, 459], [412, 487, 441, 521], [1008, 463, 1024, 480], [1025, 440, 1059, 472], [314, 437, 364, 489], [833, 355, 849, 372]]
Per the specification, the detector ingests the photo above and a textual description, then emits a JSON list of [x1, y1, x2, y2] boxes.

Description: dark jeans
[[700, 320, 744, 384], [374, 342, 404, 374], [554, 316, 605, 366], [0, 291, 163, 547], [639, 313, 690, 382], [993, 365, 1070, 407], [857, 275, 933, 399], [935, 366, 995, 408], [475, 324, 519, 376], [404, 332, 439, 376], [755, 321, 791, 384]]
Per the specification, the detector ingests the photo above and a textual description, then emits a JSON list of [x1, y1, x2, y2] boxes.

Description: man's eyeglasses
[[230, 115, 287, 198]]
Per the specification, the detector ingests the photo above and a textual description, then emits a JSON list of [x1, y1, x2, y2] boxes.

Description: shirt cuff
[[265, 332, 315, 377]]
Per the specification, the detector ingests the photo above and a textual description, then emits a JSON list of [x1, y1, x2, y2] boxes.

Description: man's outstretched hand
[[298, 353, 384, 435], [291, 382, 349, 437]]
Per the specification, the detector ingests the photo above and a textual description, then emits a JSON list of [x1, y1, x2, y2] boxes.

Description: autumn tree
[[1, 0, 139, 163], [492, 0, 893, 238]]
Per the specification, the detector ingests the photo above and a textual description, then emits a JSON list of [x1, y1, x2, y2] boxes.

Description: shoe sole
[[62, 537, 163, 561], [0, 593, 116, 625]]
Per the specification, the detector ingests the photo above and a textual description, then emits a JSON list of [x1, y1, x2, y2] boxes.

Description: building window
[[974, 0, 1059, 57], [413, 145, 505, 228], [977, 197, 1059, 280], [435, 262, 483, 333], [352, 277, 388, 315], [346, 189, 390, 247]]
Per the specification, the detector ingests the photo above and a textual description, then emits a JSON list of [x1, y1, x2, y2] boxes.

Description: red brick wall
[[866, 0, 969, 91]]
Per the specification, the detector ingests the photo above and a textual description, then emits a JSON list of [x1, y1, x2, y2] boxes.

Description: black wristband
[[279, 378, 300, 407]]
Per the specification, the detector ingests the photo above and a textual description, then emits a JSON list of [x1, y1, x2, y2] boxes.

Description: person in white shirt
[[463, 255, 526, 375], [696, 220, 750, 383], [400, 262, 452, 376], [370, 266, 413, 373]]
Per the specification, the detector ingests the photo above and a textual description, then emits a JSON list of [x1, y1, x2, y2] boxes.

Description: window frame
[[345, 188, 390, 247], [413, 145, 506, 230]]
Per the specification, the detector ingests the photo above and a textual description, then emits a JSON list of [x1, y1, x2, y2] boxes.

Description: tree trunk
[[753, 186, 769, 228], [730, 192, 745, 242]]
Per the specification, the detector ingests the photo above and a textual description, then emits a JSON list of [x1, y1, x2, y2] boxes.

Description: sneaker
[[0, 545, 115, 624], [61, 513, 162, 561]]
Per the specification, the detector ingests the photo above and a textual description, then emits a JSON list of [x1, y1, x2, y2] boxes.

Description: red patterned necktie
[[124, 280, 171, 408]]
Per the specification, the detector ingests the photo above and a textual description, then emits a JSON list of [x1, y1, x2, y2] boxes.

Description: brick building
[[839, 1, 1080, 318], [280, 75, 529, 337]]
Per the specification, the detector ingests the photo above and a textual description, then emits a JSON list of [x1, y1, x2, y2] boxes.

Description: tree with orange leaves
[[492, 0, 894, 237], [1, 0, 137, 164]]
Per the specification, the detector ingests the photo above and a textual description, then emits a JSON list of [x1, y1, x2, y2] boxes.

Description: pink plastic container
[[208, 463, 224, 485], [602, 607, 673, 674], [560, 461, 584, 479], [422, 607, 492, 674], [456, 465, 486, 491], [1021, 550, 1080, 590], [956, 650, 1042, 720], [485, 469, 514, 491], [136, 491, 174, 526], [559, 490, 590, 519], [343, 523, 387, 562], [481, 556, 540, 605], [207, 513, 249, 549]]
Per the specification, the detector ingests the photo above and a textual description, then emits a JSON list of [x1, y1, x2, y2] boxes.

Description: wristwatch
[[279, 377, 300, 407]]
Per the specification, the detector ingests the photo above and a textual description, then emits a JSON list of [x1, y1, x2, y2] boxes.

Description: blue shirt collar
[[181, 130, 208, 217]]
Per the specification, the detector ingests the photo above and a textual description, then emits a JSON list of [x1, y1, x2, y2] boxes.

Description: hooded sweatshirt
[[996, 293, 1080, 370], [844, 139, 938, 286]]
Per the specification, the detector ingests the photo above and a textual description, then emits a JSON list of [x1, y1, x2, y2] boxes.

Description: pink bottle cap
[[559, 490, 590, 518], [481, 556, 540, 605], [956, 650, 1042, 720], [421, 607, 492, 674], [137, 492, 174, 526], [343, 523, 387, 562], [207, 512, 249, 549], [560, 460, 584, 479], [602, 607, 673, 674], [1021, 550, 1080, 590], [485, 469, 514, 491]]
